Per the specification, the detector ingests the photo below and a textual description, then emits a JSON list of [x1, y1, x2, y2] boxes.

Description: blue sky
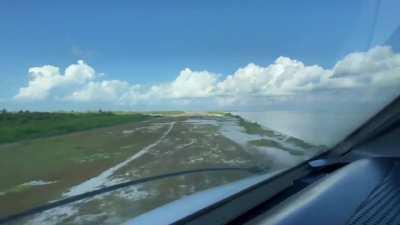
[[1, 0, 399, 111]]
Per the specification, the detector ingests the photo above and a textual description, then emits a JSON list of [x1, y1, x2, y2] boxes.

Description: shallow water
[[234, 111, 373, 146]]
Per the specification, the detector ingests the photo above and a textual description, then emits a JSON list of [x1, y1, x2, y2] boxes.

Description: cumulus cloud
[[15, 60, 95, 100], [148, 68, 218, 99], [62, 68, 218, 104], [331, 46, 400, 87], [217, 57, 328, 96], [217, 46, 400, 98], [14, 46, 400, 108], [66, 80, 131, 102]]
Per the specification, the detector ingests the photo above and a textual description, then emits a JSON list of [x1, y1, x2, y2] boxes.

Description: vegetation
[[0, 113, 262, 217], [0, 110, 157, 144], [248, 139, 304, 155], [225, 113, 328, 152], [225, 113, 275, 136]]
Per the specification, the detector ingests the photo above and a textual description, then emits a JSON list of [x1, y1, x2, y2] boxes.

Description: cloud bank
[[14, 46, 400, 110]]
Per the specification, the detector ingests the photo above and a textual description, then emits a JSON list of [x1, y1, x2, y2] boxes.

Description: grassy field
[[0, 112, 324, 224], [0, 111, 157, 144], [0, 117, 167, 217], [0, 114, 263, 220]]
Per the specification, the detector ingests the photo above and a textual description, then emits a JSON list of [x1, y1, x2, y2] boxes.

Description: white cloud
[[13, 46, 400, 108], [66, 80, 130, 102], [15, 60, 95, 100], [217, 46, 400, 98], [217, 57, 328, 96], [333, 46, 399, 78], [64, 60, 95, 83], [330, 46, 400, 88], [63, 68, 218, 104], [148, 68, 218, 99]]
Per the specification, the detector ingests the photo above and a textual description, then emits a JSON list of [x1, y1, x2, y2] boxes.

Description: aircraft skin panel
[[121, 171, 282, 225]]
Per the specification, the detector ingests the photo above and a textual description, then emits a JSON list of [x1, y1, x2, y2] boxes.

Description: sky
[[0, 0, 399, 112]]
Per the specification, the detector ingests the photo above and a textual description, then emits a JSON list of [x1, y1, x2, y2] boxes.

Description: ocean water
[[234, 111, 375, 146]]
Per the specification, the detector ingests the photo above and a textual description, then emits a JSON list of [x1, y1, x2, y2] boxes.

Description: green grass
[[226, 113, 328, 151], [225, 113, 275, 136], [0, 111, 157, 144], [248, 139, 304, 155], [0, 114, 263, 217], [0, 117, 165, 216]]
